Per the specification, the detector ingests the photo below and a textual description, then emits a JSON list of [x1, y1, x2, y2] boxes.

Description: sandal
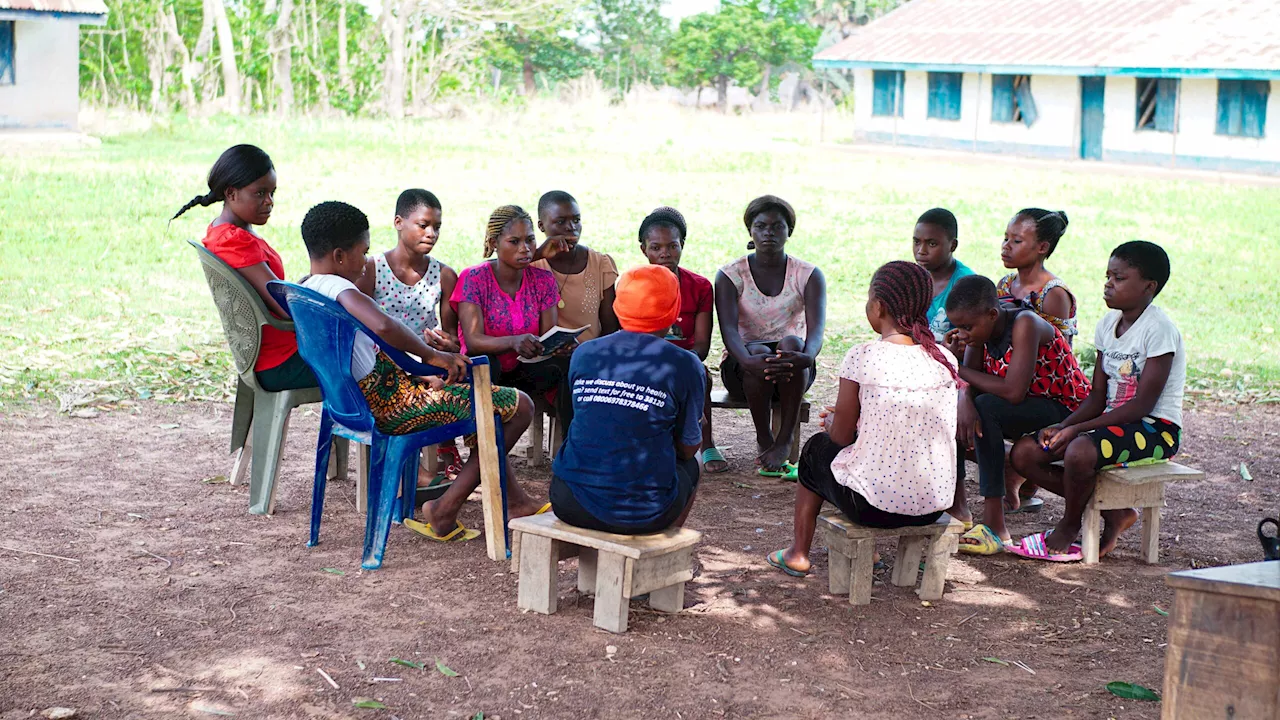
[[1007, 496, 1044, 514], [958, 524, 1006, 555], [758, 462, 798, 481], [766, 550, 809, 577], [403, 518, 480, 543], [702, 447, 730, 474], [1007, 531, 1082, 562]]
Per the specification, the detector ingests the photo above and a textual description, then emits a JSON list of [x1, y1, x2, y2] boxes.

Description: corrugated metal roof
[[814, 0, 1280, 75], [0, 0, 107, 15]]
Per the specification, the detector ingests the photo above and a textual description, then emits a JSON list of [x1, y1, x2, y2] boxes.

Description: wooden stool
[[1163, 561, 1280, 718], [818, 511, 964, 605], [709, 389, 810, 464], [524, 399, 564, 468], [509, 513, 701, 633], [1082, 462, 1203, 564]]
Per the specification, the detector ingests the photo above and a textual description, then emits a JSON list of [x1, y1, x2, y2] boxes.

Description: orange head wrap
[[613, 265, 681, 334]]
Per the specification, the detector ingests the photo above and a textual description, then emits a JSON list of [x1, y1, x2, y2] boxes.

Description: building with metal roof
[[0, 0, 107, 131], [814, 0, 1279, 174]]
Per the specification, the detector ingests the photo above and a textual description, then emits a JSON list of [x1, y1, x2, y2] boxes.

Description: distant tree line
[[79, 0, 905, 116]]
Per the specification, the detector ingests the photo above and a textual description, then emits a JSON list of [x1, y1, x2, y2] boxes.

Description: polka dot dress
[[829, 342, 959, 516], [373, 254, 442, 336]]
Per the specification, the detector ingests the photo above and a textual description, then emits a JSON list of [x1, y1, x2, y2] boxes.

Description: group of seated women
[[184, 143, 1186, 569]]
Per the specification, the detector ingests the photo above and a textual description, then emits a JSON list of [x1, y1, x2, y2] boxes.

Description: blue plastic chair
[[268, 281, 510, 570]]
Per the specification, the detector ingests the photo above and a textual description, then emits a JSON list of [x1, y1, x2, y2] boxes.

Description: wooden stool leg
[[829, 546, 851, 594], [1082, 503, 1103, 565], [509, 530, 522, 574], [518, 534, 559, 615], [577, 548, 598, 593], [1141, 505, 1161, 564], [892, 536, 926, 587], [790, 419, 802, 465], [593, 552, 630, 633], [649, 583, 685, 613], [528, 410, 545, 467], [918, 534, 955, 601], [849, 538, 875, 606], [355, 443, 370, 514]]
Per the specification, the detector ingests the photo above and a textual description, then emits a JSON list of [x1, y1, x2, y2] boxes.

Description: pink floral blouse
[[450, 262, 560, 372]]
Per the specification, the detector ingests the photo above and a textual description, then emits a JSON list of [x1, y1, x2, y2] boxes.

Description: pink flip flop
[[1007, 531, 1083, 562]]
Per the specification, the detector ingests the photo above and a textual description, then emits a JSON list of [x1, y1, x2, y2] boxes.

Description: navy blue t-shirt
[[553, 331, 706, 528]]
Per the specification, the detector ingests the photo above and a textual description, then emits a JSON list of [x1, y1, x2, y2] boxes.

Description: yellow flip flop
[[403, 518, 480, 543], [958, 524, 1006, 556], [535, 502, 552, 515]]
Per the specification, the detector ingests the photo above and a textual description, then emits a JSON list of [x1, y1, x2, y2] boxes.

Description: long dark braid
[[171, 144, 274, 222], [870, 260, 962, 384]]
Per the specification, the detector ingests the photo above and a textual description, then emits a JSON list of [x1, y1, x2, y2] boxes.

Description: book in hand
[[518, 325, 590, 363]]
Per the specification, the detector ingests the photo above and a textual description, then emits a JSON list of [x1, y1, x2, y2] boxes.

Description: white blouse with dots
[[829, 341, 959, 517], [372, 253, 442, 336]]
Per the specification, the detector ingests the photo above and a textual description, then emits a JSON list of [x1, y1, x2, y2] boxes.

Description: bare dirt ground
[[1, 386, 1276, 719]]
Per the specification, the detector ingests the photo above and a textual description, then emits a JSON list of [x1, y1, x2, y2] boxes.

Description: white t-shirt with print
[[829, 341, 959, 516], [1094, 305, 1185, 427], [301, 273, 377, 381]]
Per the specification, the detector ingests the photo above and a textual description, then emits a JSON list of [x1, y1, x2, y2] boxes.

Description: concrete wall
[[853, 68, 1280, 174], [0, 20, 81, 130]]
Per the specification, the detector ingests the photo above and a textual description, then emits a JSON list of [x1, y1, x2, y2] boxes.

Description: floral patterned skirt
[[357, 351, 519, 437]]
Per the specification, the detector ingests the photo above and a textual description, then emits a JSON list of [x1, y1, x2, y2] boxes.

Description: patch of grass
[[2, 104, 1278, 405]]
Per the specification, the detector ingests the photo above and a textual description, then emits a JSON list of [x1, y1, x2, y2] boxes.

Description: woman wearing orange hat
[[550, 265, 706, 534]]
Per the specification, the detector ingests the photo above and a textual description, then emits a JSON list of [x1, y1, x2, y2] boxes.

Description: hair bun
[[1056, 210, 1069, 228]]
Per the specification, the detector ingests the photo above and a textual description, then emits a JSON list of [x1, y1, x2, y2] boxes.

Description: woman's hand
[[943, 328, 967, 358], [1044, 424, 1081, 454], [956, 393, 982, 450], [535, 235, 572, 261], [509, 334, 544, 359], [553, 340, 578, 358], [424, 328, 459, 353], [818, 404, 836, 432], [427, 350, 470, 385]]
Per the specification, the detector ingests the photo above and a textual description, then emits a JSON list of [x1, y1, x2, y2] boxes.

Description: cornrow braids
[[870, 260, 962, 384], [638, 206, 687, 244], [484, 205, 533, 258], [1014, 207, 1070, 258], [171, 144, 274, 222]]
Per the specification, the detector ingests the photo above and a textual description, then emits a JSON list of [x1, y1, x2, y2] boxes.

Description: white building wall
[[0, 21, 82, 130], [1175, 78, 1280, 163], [972, 74, 1079, 152], [1102, 76, 1176, 155]]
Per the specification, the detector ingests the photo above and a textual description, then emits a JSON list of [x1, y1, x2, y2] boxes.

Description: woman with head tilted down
[[715, 195, 826, 477], [550, 266, 706, 534]]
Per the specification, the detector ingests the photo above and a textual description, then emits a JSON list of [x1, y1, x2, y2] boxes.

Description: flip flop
[[766, 550, 809, 577], [535, 502, 552, 515], [403, 518, 480, 543], [1007, 531, 1083, 562], [702, 447, 730, 474], [758, 462, 798, 481], [958, 524, 1006, 555], [1007, 496, 1045, 514]]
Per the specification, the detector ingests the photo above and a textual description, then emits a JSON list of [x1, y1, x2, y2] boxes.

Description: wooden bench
[[709, 389, 810, 465], [818, 511, 964, 605], [509, 513, 701, 633], [1082, 461, 1203, 564]]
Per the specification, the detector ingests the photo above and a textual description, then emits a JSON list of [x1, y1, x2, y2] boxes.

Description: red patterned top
[[982, 310, 1091, 411]]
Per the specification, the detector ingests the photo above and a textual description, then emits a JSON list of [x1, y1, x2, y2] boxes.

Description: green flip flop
[[767, 550, 809, 577], [702, 447, 730, 474], [758, 462, 799, 481]]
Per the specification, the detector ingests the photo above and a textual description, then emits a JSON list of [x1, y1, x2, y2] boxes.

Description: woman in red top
[[638, 207, 726, 473], [174, 144, 316, 391], [943, 275, 1090, 552]]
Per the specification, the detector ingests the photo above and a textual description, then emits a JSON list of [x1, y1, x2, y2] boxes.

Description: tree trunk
[[160, 5, 198, 112], [522, 55, 535, 96], [752, 64, 772, 112], [211, 0, 240, 114], [384, 0, 410, 118], [716, 75, 728, 113], [269, 0, 295, 116], [337, 0, 353, 95]]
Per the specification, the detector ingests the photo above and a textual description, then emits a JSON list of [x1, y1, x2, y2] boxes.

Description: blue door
[[1080, 77, 1105, 160]]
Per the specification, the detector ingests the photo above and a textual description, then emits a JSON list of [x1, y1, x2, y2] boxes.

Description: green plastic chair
[[189, 239, 352, 515]]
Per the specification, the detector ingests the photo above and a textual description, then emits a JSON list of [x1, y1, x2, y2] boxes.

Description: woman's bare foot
[[947, 502, 973, 527], [758, 442, 793, 472], [754, 430, 775, 466], [779, 547, 812, 573], [417, 465, 443, 489], [420, 498, 456, 533], [1099, 509, 1139, 558], [507, 498, 547, 519], [1045, 519, 1082, 553]]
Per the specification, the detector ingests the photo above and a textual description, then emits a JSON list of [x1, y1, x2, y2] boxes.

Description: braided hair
[[483, 205, 533, 258], [171, 144, 274, 222], [1013, 208, 1069, 258], [638, 206, 687, 244], [869, 260, 961, 383]]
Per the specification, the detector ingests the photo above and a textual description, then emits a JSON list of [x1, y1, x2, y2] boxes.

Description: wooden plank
[[828, 547, 851, 594], [509, 513, 701, 560], [1141, 506, 1161, 565], [517, 534, 558, 615], [355, 443, 369, 515], [819, 511, 963, 539], [849, 538, 875, 605], [1093, 480, 1163, 510], [918, 534, 955, 601], [422, 444, 438, 476], [509, 530, 522, 574], [1166, 561, 1280, 603], [649, 582, 685, 613], [892, 536, 926, 588], [1097, 462, 1203, 486], [526, 407, 545, 467], [710, 388, 810, 420], [1082, 507, 1103, 565], [471, 363, 507, 562], [630, 548, 694, 597], [593, 552, 630, 633], [577, 548, 597, 594]]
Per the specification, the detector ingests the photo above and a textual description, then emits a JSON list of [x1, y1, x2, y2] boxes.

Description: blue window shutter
[[1217, 80, 1236, 135], [1016, 76, 1038, 127], [1155, 79, 1178, 132], [895, 71, 904, 116], [991, 75, 1013, 122], [0, 21, 14, 86], [928, 72, 962, 120], [1242, 80, 1270, 138], [873, 70, 898, 117]]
